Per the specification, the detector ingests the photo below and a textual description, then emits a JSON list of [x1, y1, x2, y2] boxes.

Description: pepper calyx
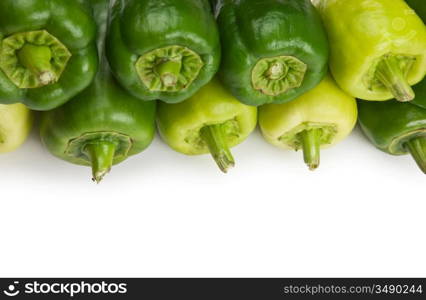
[[252, 56, 307, 96], [405, 136, 426, 174], [0, 30, 72, 89], [279, 122, 338, 170], [389, 129, 426, 155], [136, 45, 204, 93], [365, 53, 416, 102]]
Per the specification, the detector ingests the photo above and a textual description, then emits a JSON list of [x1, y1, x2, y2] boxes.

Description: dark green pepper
[[40, 0, 156, 183], [411, 77, 426, 110], [0, 0, 98, 111], [406, 0, 426, 109], [106, 0, 221, 104], [213, 0, 329, 106], [358, 100, 426, 174]]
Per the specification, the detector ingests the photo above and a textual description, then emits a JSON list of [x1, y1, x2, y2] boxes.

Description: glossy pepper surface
[[315, 0, 426, 102], [412, 82, 426, 110], [0, 0, 98, 111], [157, 78, 257, 173], [213, 0, 329, 106], [106, 0, 221, 104], [40, 0, 156, 183], [406, 0, 426, 110], [259, 75, 357, 170], [0, 103, 32, 153], [358, 100, 426, 174]]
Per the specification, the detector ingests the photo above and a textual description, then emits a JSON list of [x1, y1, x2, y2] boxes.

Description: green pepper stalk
[[157, 78, 257, 173], [259, 76, 358, 170], [106, 0, 221, 104], [200, 125, 235, 172], [315, 0, 426, 102], [212, 0, 329, 106], [406, 0, 426, 110], [0, 0, 99, 111], [358, 100, 426, 174], [40, 0, 156, 183], [0, 104, 33, 153]]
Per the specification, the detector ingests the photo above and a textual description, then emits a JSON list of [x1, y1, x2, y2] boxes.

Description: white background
[[0, 122, 424, 277]]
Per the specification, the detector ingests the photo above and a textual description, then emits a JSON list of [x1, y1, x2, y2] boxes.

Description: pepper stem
[[84, 141, 116, 183], [267, 62, 288, 80], [200, 124, 235, 173], [155, 57, 182, 87], [405, 136, 426, 174], [298, 129, 321, 171], [17, 44, 56, 86], [375, 55, 415, 102], [252, 55, 307, 96]]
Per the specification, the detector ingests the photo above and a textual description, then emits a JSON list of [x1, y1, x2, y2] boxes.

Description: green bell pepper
[[259, 75, 357, 170], [157, 78, 257, 173], [315, 0, 426, 102], [406, 0, 426, 110], [106, 0, 221, 104], [0, 103, 32, 153], [358, 100, 426, 174], [0, 0, 98, 111], [40, 0, 156, 183], [212, 0, 329, 106]]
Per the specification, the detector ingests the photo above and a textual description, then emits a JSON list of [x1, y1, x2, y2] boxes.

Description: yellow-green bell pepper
[[315, 0, 426, 102], [157, 78, 257, 173], [259, 75, 357, 170], [0, 103, 32, 153]]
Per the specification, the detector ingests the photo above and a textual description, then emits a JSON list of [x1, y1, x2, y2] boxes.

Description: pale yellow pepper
[[0, 104, 32, 153], [259, 75, 357, 170], [315, 0, 426, 102]]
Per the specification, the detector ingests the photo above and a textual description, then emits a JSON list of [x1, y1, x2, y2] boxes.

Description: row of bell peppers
[[0, 0, 425, 182]]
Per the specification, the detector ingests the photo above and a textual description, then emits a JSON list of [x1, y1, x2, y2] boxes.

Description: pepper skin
[[406, 0, 426, 110], [157, 78, 257, 173], [410, 81, 426, 109], [259, 75, 357, 170], [40, 0, 156, 183], [315, 0, 426, 102], [358, 100, 426, 174], [0, 0, 98, 111], [213, 0, 329, 106], [0, 104, 32, 153], [106, 0, 221, 104]]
